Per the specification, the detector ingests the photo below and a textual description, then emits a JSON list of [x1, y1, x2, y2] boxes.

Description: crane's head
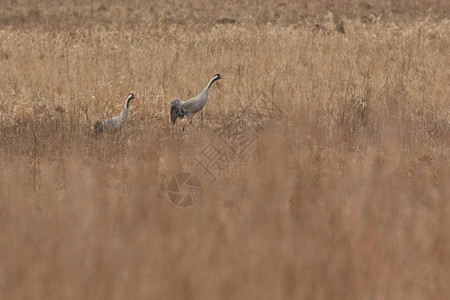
[[211, 74, 223, 91], [208, 74, 222, 88]]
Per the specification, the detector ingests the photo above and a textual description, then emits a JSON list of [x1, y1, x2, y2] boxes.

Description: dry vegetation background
[[0, 0, 449, 299]]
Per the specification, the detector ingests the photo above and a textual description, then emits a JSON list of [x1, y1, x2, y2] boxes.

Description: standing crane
[[170, 74, 222, 130], [94, 93, 135, 134]]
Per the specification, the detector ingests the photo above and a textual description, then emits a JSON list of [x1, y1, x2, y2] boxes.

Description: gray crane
[[94, 93, 135, 134], [171, 74, 222, 130]]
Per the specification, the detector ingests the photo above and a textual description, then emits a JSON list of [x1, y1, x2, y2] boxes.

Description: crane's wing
[[181, 96, 203, 114]]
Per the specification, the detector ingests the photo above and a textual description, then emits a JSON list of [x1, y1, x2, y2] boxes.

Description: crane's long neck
[[199, 76, 220, 98], [120, 106, 129, 122], [120, 96, 132, 120]]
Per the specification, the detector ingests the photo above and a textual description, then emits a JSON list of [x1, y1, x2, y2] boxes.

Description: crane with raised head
[[171, 74, 222, 130], [94, 93, 135, 134]]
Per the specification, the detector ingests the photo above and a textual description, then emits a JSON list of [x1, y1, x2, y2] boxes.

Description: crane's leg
[[183, 114, 194, 131], [201, 109, 204, 129]]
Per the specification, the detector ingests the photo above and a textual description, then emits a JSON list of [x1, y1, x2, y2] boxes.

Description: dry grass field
[[0, 0, 449, 299]]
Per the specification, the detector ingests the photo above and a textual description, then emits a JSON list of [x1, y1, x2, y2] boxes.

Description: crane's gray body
[[171, 74, 221, 128], [95, 94, 135, 134]]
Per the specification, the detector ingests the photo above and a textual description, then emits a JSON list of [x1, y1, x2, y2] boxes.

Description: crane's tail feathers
[[94, 121, 104, 134], [170, 99, 185, 125], [170, 105, 179, 125]]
